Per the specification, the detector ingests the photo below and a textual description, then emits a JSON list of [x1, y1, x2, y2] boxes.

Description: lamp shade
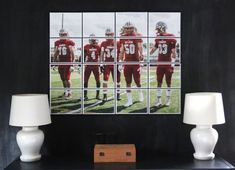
[[9, 94, 51, 126], [183, 92, 225, 125]]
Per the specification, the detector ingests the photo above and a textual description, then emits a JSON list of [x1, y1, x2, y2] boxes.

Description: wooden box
[[94, 144, 136, 163]]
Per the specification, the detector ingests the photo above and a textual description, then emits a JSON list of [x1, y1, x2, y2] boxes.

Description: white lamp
[[183, 92, 225, 160], [9, 94, 51, 162]]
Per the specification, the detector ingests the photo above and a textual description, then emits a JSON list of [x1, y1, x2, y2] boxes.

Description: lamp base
[[17, 126, 44, 162], [190, 125, 218, 160], [20, 154, 41, 162], [193, 153, 215, 160]]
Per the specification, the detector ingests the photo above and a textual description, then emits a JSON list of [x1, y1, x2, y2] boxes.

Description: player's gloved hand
[[139, 54, 144, 61], [118, 65, 123, 73], [77, 65, 81, 74], [175, 57, 180, 63], [99, 64, 104, 73], [174, 57, 180, 66], [52, 65, 57, 71], [70, 66, 75, 72]]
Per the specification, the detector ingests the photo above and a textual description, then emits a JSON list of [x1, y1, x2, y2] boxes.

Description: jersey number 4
[[124, 44, 135, 55]]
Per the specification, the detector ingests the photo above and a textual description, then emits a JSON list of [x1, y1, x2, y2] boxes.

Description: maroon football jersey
[[120, 33, 142, 62], [155, 33, 176, 62], [101, 40, 115, 62], [84, 44, 101, 62], [54, 39, 75, 62]]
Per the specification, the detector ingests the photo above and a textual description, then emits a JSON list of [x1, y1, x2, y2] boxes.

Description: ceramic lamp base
[[190, 125, 218, 160], [193, 153, 215, 160], [20, 154, 41, 162], [16, 126, 44, 162]]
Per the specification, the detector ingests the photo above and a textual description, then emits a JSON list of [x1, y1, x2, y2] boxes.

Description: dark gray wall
[[1, 0, 235, 169]]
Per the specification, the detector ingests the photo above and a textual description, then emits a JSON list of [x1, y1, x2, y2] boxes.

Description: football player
[[54, 28, 75, 100], [83, 34, 101, 100], [100, 28, 121, 102], [150, 21, 177, 107], [119, 22, 144, 107]]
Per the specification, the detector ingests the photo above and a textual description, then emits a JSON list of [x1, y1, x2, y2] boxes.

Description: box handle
[[99, 152, 105, 156], [126, 152, 132, 156]]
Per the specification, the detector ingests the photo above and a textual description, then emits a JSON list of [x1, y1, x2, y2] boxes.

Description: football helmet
[[59, 28, 68, 38], [155, 21, 167, 33], [89, 33, 98, 45], [123, 21, 134, 28], [123, 22, 135, 34], [105, 28, 114, 37]]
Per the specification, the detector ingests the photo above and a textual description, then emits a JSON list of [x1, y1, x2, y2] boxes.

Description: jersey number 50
[[124, 44, 135, 55]]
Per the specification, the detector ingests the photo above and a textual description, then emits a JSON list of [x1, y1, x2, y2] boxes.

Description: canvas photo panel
[[50, 38, 82, 64], [149, 64, 181, 89], [50, 89, 82, 114], [117, 88, 148, 114], [149, 88, 180, 114], [50, 64, 82, 88], [83, 12, 115, 38], [148, 12, 181, 38], [83, 89, 115, 114], [116, 12, 147, 38], [50, 13, 82, 38]]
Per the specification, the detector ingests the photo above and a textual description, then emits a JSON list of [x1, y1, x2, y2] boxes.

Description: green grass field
[[50, 65, 181, 114]]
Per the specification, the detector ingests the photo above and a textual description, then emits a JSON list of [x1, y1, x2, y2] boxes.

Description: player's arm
[[171, 48, 176, 59], [117, 43, 124, 73], [69, 45, 75, 62], [150, 39, 158, 55], [98, 47, 102, 63], [97, 47, 104, 73], [150, 46, 157, 55], [119, 44, 124, 62], [53, 46, 59, 62], [100, 46, 105, 62], [83, 47, 88, 62], [138, 42, 144, 61], [170, 39, 177, 59]]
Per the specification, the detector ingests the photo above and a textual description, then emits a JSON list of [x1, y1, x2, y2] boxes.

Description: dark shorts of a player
[[156, 66, 174, 86], [124, 64, 141, 87], [84, 65, 100, 83], [58, 65, 71, 81], [103, 65, 121, 83]]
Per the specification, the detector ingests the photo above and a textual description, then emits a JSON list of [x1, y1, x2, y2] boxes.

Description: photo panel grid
[[49, 12, 181, 115]]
